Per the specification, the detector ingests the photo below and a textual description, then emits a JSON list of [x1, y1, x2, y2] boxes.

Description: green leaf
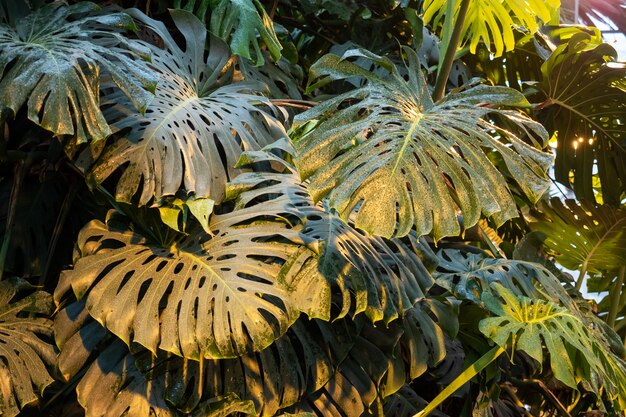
[[531, 198, 626, 274], [479, 283, 626, 409], [209, 0, 282, 66], [54, 294, 357, 417], [228, 144, 436, 324], [0, 280, 55, 417], [0, 2, 157, 143], [62, 200, 315, 359], [434, 248, 575, 309], [89, 9, 286, 206], [422, 0, 559, 57], [534, 33, 626, 204], [294, 47, 552, 239], [193, 394, 255, 416]]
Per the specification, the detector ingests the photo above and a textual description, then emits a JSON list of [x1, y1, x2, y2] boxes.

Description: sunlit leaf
[[294, 47, 552, 239]]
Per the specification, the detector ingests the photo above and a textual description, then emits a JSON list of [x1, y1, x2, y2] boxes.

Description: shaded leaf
[[434, 247, 575, 309], [294, 47, 552, 239], [90, 9, 287, 205], [534, 33, 626, 205], [531, 198, 626, 274], [209, 0, 282, 66], [0, 280, 55, 417], [228, 143, 436, 324], [0, 2, 156, 143]]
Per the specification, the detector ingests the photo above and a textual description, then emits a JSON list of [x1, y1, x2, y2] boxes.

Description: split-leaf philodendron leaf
[[62, 202, 316, 359], [422, 0, 559, 57], [228, 143, 436, 324], [0, 2, 157, 143], [90, 9, 287, 206], [531, 198, 626, 274], [0, 280, 55, 417], [209, 0, 282, 66], [534, 33, 626, 205], [480, 283, 626, 409], [294, 47, 552, 239]]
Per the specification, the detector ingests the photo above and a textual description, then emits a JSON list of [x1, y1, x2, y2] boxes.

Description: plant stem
[[432, 0, 470, 102], [608, 265, 626, 328], [0, 159, 27, 281], [414, 345, 505, 417], [574, 262, 588, 292]]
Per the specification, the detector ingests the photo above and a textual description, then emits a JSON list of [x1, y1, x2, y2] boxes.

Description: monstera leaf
[[0, 280, 55, 417], [294, 47, 552, 239], [434, 248, 575, 309], [531, 198, 626, 275], [228, 143, 436, 323], [54, 289, 358, 417], [0, 2, 157, 143], [61, 193, 319, 359], [422, 0, 559, 57], [480, 284, 626, 409], [209, 0, 282, 66], [90, 9, 287, 206], [534, 33, 626, 205]]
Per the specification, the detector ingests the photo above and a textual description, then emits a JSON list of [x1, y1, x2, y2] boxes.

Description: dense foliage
[[0, 0, 625, 416]]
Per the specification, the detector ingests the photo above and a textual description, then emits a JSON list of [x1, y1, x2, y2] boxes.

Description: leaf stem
[[433, 0, 470, 102], [574, 262, 588, 292], [414, 345, 505, 417], [608, 265, 625, 328], [0, 159, 27, 281]]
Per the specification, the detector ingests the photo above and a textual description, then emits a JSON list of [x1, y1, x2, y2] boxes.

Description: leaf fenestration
[[294, 47, 552, 239], [0, 2, 157, 143], [90, 9, 287, 205], [0, 280, 55, 417]]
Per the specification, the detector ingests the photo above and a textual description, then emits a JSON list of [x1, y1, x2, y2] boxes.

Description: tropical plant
[[0, 0, 625, 417]]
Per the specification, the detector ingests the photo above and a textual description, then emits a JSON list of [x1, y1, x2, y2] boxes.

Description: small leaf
[[209, 0, 282, 66]]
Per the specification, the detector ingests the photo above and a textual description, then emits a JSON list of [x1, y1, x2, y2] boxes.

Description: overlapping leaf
[[90, 9, 287, 205], [62, 197, 317, 359], [53, 292, 357, 417], [294, 47, 552, 239], [228, 143, 436, 323], [434, 248, 575, 309], [0, 2, 157, 143], [531, 198, 626, 274], [480, 283, 626, 410], [0, 280, 55, 417], [209, 0, 282, 66], [534, 33, 626, 204], [422, 0, 559, 57]]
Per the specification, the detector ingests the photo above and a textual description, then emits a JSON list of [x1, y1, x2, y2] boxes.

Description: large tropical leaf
[[530, 198, 626, 275], [53, 290, 357, 417], [533, 33, 626, 205], [433, 247, 575, 309], [422, 0, 559, 57], [61, 196, 317, 359], [294, 47, 552, 239], [561, 0, 626, 34], [0, 2, 156, 143], [209, 0, 282, 66], [0, 280, 55, 417], [89, 9, 287, 205], [228, 143, 436, 323], [480, 283, 626, 410]]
